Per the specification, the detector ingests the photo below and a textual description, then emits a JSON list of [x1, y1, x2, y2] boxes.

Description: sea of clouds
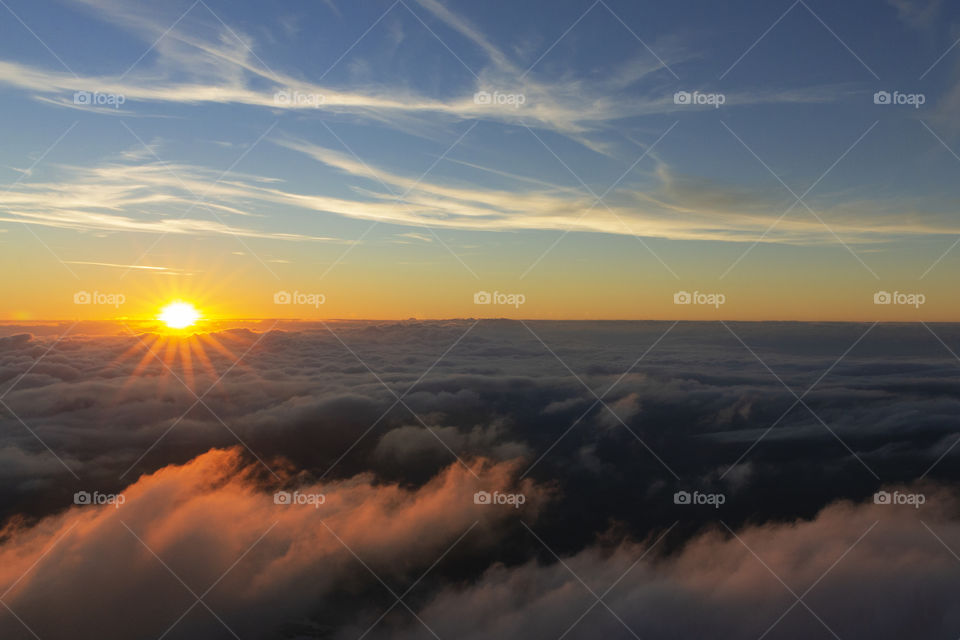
[[0, 320, 958, 638]]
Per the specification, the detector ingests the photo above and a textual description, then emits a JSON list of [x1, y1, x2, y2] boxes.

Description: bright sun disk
[[158, 301, 201, 329]]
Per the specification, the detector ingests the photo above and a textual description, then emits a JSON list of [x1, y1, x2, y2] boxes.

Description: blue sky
[[1, 0, 960, 320]]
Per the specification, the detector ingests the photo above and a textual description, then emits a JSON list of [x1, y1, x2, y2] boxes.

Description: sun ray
[[197, 333, 248, 374], [105, 301, 266, 398], [178, 338, 195, 391], [110, 333, 166, 397]]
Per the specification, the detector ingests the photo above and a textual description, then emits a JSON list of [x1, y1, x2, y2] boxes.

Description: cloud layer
[[1, 320, 959, 637]]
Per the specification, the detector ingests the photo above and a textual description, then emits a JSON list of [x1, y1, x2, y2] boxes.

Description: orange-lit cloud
[[0, 448, 544, 639], [372, 487, 960, 640]]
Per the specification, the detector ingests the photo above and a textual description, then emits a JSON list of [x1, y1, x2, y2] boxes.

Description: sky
[[1, 0, 960, 321], [4, 4, 960, 636]]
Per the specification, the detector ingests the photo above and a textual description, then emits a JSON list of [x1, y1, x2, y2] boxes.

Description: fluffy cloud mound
[[0, 448, 544, 639], [368, 488, 960, 640]]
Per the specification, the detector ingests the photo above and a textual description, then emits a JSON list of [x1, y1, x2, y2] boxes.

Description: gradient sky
[[1, 0, 959, 321]]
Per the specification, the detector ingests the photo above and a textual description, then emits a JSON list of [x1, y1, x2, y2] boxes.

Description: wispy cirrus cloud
[[0, 154, 338, 241], [0, 0, 951, 249], [1, 135, 958, 245], [269, 135, 960, 244], [0, 0, 843, 152]]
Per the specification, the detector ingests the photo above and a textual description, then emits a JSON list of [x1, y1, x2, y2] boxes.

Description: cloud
[[0, 0, 843, 151], [887, 0, 944, 30], [0, 153, 340, 241], [1, 321, 958, 510], [62, 261, 195, 275], [261, 135, 960, 244], [365, 487, 960, 640], [0, 448, 545, 639], [0, 2, 947, 245], [1, 321, 959, 636]]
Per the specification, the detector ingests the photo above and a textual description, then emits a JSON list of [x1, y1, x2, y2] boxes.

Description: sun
[[158, 301, 201, 330]]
